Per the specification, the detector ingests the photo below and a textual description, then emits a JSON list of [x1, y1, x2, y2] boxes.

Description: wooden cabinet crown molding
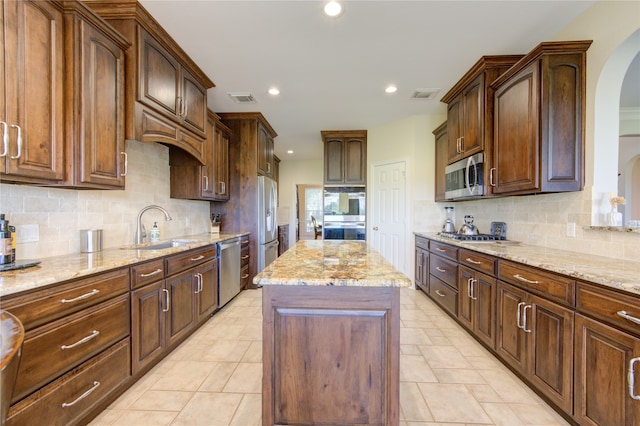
[[217, 112, 278, 138]]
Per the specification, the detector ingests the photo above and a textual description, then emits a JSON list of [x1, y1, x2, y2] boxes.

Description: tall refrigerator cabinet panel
[[258, 176, 278, 270]]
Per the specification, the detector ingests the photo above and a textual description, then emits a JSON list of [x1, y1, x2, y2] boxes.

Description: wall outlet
[[17, 224, 39, 243], [566, 222, 576, 237]]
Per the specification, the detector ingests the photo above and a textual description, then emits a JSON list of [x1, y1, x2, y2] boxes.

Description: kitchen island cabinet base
[[262, 285, 400, 426]]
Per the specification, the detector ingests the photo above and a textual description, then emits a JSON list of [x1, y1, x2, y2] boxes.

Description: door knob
[[373, 226, 379, 231]]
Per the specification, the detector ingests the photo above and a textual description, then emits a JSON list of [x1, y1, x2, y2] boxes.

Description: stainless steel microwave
[[444, 153, 484, 200]]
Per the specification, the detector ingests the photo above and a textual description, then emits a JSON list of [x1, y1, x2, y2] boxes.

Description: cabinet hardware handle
[[61, 381, 100, 408], [220, 181, 226, 194], [459, 136, 464, 153], [61, 330, 100, 350], [465, 257, 482, 265], [417, 254, 422, 267], [513, 274, 540, 284], [241, 274, 249, 279], [267, 162, 271, 173], [629, 357, 640, 400], [10, 124, 22, 159], [435, 247, 446, 252], [489, 167, 496, 187], [470, 279, 477, 300], [456, 137, 461, 153], [522, 305, 532, 333], [203, 175, 209, 191], [516, 302, 526, 329], [436, 266, 446, 273], [435, 290, 446, 298], [241, 240, 249, 245], [467, 278, 473, 298], [194, 273, 203, 293], [241, 255, 249, 260], [120, 152, 128, 176], [617, 311, 640, 326], [162, 288, 170, 312], [61, 289, 100, 303], [0, 122, 8, 157], [190, 255, 205, 262], [140, 268, 162, 278]]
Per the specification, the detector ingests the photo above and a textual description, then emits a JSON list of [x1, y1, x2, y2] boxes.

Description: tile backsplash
[[0, 140, 211, 260]]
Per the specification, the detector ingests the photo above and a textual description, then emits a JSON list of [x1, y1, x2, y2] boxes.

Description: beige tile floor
[[90, 287, 570, 426]]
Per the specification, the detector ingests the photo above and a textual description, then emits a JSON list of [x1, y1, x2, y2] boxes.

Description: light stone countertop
[[0, 233, 248, 298], [416, 232, 640, 297], [253, 240, 412, 288]]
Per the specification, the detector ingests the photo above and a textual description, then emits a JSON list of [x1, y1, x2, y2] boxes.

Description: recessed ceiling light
[[287, 150, 294, 154], [324, 1, 342, 17], [385, 85, 398, 94], [268, 87, 280, 95]]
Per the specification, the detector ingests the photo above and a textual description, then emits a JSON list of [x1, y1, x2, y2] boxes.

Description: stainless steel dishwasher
[[218, 237, 241, 307]]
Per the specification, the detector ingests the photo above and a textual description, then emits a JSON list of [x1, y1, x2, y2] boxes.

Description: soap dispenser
[[149, 222, 160, 242]]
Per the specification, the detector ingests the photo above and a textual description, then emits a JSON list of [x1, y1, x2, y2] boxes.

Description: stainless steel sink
[[128, 239, 198, 250]]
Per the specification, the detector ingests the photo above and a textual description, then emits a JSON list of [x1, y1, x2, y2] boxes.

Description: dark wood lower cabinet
[[262, 285, 400, 426], [574, 314, 640, 426], [458, 267, 496, 349]]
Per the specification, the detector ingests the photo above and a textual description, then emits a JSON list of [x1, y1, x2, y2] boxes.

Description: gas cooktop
[[437, 232, 507, 242]]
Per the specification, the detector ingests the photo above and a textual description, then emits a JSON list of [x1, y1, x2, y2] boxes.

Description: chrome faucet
[[135, 205, 172, 244]]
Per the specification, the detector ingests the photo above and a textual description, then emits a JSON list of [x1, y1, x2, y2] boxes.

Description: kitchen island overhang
[[255, 240, 411, 426]]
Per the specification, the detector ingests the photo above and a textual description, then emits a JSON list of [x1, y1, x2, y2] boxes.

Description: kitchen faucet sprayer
[[135, 205, 172, 244]]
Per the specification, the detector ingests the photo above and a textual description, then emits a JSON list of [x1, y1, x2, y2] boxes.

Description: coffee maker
[[442, 206, 456, 233]]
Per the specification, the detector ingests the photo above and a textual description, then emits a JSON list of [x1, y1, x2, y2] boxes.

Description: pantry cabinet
[[322, 130, 367, 186], [0, 0, 65, 183], [490, 41, 591, 195]]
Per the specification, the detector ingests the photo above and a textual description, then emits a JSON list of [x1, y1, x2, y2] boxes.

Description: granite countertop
[[416, 232, 640, 297], [253, 240, 412, 288], [0, 233, 247, 298]]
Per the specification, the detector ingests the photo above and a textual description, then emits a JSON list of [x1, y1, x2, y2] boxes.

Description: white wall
[[0, 140, 211, 260]]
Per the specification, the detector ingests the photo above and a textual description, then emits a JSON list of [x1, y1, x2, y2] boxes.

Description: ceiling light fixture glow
[[287, 150, 294, 154], [324, 1, 342, 17], [268, 87, 280, 95], [385, 85, 398, 94]]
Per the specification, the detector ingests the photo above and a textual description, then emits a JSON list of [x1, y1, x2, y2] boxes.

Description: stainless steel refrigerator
[[258, 175, 278, 271]]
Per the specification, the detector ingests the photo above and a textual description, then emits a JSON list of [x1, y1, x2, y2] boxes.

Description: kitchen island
[[254, 240, 411, 426]]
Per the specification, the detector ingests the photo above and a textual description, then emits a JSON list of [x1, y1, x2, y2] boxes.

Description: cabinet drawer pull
[[61, 330, 100, 350], [140, 268, 162, 278], [162, 289, 170, 312], [61, 381, 100, 408], [435, 247, 446, 252], [629, 357, 640, 400], [513, 274, 540, 284], [190, 255, 205, 262], [617, 311, 640, 326], [465, 257, 482, 265], [241, 255, 249, 260], [241, 240, 249, 245], [61, 289, 100, 304], [435, 290, 446, 298], [241, 274, 249, 279], [435, 266, 446, 273]]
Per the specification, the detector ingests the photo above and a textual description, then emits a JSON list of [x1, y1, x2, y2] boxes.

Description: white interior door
[[370, 160, 407, 274]]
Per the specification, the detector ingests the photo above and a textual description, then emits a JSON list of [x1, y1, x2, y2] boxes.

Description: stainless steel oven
[[323, 216, 366, 240], [445, 153, 484, 200], [323, 187, 366, 240]]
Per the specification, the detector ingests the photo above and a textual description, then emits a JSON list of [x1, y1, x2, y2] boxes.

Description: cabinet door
[[574, 314, 640, 426], [529, 294, 573, 412], [258, 123, 273, 177], [433, 122, 447, 201], [131, 280, 166, 374], [496, 281, 528, 373], [180, 67, 207, 137], [76, 18, 126, 188], [213, 123, 230, 200], [446, 95, 463, 164], [493, 61, 540, 194], [166, 269, 197, 347], [458, 267, 474, 331], [138, 28, 180, 119], [344, 137, 366, 184], [200, 116, 215, 199], [324, 138, 344, 184], [196, 259, 218, 322], [414, 248, 428, 293], [474, 271, 496, 349], [460, 75, 483, 157], [2, 0, 64, 182]]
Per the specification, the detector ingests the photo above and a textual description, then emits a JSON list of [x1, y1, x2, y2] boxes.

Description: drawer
[[429, 254, 458, 289], [429, 241, 458, 261], [459, 249, 496, 276], [415, 236, 429, 250], [498, 261, 575, 306], [166, 245, 217, 276], [241, 248, 250, 267], [240, 235, 250, 247], [13, 294, 130, 402], [7, 339, 130, 426], [1, 268, 129, 331], [429, 276, 458, 316], [131, 259, 165, 289], [240, 265, 250, 290], [576, 281, 640, 337]]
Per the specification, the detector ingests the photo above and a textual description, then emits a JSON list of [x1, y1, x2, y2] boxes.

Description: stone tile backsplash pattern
[[0, 140, 210, 260]]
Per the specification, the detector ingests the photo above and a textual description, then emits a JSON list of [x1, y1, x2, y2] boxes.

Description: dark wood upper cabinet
[[433, 121, 447, 202], [441, 55, 523, 165], [258, 122, 275, 177], [321, 130, 367, 186], [490, 41, 592, 196]]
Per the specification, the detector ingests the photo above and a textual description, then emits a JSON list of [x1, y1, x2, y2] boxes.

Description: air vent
[[228, 92, 256, 103], [410, 88, 441, 100]]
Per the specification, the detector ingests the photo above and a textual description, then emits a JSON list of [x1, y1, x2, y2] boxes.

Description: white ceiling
[[139, 0, 603, 160]]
